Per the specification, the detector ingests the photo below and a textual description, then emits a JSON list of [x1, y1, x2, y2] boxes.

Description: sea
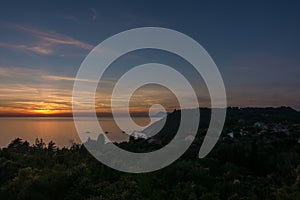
[[0, 117, 161, 147]]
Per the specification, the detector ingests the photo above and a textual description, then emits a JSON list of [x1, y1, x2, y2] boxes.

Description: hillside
[[1, 107, 300, 199]]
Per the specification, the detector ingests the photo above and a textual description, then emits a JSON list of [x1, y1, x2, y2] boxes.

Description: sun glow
[[33, 109, 60, 115]]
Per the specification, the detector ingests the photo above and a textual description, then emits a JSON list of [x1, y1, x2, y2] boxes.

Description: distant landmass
[[144, 106, 300, 144], [149, 111, 169, 118]]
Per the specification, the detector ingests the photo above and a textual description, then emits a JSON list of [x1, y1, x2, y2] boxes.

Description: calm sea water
[[0, 117, 160, 147]]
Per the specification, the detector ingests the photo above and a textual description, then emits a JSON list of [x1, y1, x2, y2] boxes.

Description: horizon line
[[0, 106, 297, 117]]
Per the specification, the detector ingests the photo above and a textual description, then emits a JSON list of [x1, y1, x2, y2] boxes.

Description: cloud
[[0, 66, 47, 79], [44, 75, 80, 82], [0, 66, 72, 112], [44, 75, 118, 85], [0, 42, 54, 55], [226, 82, 300, 108], [13, 24, 94, 50], [0, 23, 94, 55], [0, 66, 116, 114], [1, 65, 299, 115], [1, 23, 127, 57]]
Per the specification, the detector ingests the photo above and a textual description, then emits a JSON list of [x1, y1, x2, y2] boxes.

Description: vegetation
[[0, 107, 300, 199]]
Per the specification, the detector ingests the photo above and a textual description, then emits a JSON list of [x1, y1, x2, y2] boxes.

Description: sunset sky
[[0, 1, 300, 115]]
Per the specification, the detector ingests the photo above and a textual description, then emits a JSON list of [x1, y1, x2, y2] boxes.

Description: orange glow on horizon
[[33, 109, 60, 115], [0, 106, 166, 116]]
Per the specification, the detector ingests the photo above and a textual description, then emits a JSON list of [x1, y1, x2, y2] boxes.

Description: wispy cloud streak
[[0, 42, 54, 55], [0, 23, 94, 55]]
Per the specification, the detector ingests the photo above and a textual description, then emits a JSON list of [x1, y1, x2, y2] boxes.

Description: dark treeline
[[0, 107, 300, 199]]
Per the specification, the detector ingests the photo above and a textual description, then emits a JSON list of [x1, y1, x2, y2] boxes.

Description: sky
[[0, 0, 299, 115]]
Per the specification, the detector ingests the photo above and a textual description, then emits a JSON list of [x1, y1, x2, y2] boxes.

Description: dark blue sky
[[0, 0, 299, 114]]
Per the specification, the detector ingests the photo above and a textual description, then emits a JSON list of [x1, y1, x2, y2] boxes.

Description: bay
[[0, 117, 161, 147]]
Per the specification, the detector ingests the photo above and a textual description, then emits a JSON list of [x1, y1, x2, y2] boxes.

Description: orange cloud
[[0, 66, 181, 115], [0, 42, 54, 55]]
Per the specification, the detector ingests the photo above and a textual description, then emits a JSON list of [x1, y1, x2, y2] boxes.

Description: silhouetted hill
[[1, 107, 300, 199], [145, 107, 300, 144]]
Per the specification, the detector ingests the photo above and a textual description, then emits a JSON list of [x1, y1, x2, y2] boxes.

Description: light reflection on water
[[0, 117, 160, 147]]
